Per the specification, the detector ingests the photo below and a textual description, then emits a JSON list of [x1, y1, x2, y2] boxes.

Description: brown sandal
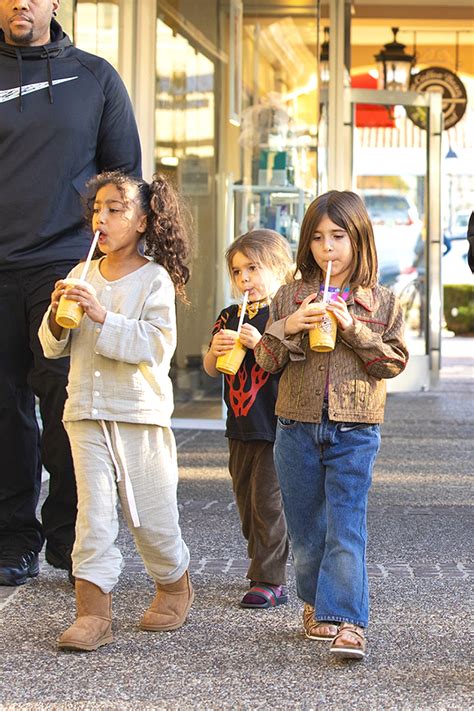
[[329, 623, 367, 659], [303, 604, 339, 640]]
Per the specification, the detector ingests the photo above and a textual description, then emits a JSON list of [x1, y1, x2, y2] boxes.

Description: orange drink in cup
[[56, 230, 101, 329], [309, 260, 337, 352], [216, 329, 247, 375], [308, 303, 337, 352], [55, 278, 88, 329], [216, 290, 249, 374]]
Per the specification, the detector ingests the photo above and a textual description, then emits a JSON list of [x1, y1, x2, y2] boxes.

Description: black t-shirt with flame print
[[210, 303, 280, 442]]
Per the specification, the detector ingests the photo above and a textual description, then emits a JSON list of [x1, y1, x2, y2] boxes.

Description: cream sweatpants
[[64, 420, 190, 594]]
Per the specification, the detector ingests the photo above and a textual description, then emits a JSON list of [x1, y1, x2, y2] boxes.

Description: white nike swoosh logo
[[0, 76, 78, 103]]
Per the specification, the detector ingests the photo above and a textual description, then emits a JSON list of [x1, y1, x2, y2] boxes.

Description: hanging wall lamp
[[319, 26, 330, 87], [375, 27, 416, 92]]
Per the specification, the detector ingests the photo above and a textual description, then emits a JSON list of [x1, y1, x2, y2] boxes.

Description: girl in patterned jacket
[[254, 190, 408, 660]]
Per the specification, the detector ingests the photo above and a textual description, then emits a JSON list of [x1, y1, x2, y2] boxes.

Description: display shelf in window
[[228, 183, 314, 256]]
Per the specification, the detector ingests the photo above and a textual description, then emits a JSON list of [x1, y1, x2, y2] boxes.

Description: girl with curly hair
[[39, 171, 193, 651]]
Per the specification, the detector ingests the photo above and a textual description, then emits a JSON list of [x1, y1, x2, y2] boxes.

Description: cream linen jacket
[[254, 278, 409, 424], [38, 259, 176, 426]]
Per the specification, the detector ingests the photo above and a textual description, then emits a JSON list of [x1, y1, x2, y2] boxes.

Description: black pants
[[228, 439, 289, 585], [0, 262, 78, 554]]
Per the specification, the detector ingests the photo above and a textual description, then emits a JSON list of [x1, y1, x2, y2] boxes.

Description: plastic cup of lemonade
[[55, 278, 95, 329], [216, 329, 247, 375], [308, 302, 338, 352]]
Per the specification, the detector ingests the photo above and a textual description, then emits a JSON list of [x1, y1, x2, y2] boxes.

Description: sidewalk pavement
[[1, 337, 472, 710]]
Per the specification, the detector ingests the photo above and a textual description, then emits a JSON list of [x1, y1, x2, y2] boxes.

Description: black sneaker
[[0, 550, 39, 586]]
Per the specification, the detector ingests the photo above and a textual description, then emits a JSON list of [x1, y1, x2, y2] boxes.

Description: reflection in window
[[241, 16, 319, 193], [74, 1, 119, 68], [155, 19, 215, 169]]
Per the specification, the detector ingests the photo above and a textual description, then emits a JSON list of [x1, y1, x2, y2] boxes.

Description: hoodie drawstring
[[43, 46, 54, 104], [2, 18, 68, 112], [14, 47, 23, 112], [11, 45, 57, 113]]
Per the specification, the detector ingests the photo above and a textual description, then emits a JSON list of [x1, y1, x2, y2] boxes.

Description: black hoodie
[[0, 20, 142, 270]]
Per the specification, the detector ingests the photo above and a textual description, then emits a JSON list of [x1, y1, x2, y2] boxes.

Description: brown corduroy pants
[[228, 439, 289, 586]]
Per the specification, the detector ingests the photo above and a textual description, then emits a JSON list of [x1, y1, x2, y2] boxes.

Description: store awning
[[351, 73, 396, 128]]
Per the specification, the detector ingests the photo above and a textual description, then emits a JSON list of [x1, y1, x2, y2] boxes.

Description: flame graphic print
[[226, 361, 270, 417]]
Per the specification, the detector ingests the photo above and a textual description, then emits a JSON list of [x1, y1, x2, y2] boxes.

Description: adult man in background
[[0, 0, 141, 585]]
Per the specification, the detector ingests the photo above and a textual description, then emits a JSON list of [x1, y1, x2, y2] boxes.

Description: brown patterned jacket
[[254, 278, 408, 424]]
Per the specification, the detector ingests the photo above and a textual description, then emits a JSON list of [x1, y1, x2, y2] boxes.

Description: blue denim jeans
[[274, 410, 381, 627]]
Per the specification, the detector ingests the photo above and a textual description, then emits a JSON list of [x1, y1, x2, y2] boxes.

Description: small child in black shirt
[[203, 229, 292, 608]]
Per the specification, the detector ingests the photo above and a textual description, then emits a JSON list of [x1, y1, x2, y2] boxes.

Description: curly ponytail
[[142, 174, 192, 303]]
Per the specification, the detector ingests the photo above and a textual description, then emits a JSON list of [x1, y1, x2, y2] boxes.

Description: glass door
[[154, 7, 222, 421], [74, 0, 119, 67], [349, 88, 443, 390]]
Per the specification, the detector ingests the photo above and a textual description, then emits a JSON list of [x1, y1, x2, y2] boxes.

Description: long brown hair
[[296, 190, 378, 288], [85, 171, 192, 302]]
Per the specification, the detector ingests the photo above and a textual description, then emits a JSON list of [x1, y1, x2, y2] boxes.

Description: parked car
[[361, 190, 422, 284]]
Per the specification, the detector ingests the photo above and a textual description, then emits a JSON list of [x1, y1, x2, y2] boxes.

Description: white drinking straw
[[322, 260, 332, 302], [236, 290, 249, 334], [79, 230, 101, 282]]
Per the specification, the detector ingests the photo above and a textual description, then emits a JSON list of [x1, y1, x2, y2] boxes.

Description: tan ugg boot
[[139, 570, 194, 632], [58, 579, 113, 652]]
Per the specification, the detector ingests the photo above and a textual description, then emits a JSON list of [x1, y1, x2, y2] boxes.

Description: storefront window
[[57, 0, 74, 37], [228, 14, 320, 258], [155, 9, 220, 420], [155, 20, 215, 166], [241, 16, 319, 192], [74, 1, 119, 69], [159, 7, 324, 420]]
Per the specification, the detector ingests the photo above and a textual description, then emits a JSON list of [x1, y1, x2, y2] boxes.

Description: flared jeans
[[274, 411, 380, 627]]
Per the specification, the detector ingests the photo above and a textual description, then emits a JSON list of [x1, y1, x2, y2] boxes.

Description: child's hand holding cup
[[215, 329, 247, 375], [308, 260, 337, 352], [55, 278, 97, 329], [216, 290, 249, 375], [308, 301, 338, 352], [55, 230, 101, 329]]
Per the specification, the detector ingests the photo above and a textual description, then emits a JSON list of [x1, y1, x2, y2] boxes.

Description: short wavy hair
[[225, 229, 293, 298]]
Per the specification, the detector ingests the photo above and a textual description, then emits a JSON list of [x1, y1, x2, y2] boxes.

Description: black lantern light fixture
[[319, 26, 330, 87], [375, 27, 416, 92]]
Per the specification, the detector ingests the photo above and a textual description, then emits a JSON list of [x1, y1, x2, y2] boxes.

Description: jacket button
[[318, 364, 325, 371], [315, 390, 321, 396]]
